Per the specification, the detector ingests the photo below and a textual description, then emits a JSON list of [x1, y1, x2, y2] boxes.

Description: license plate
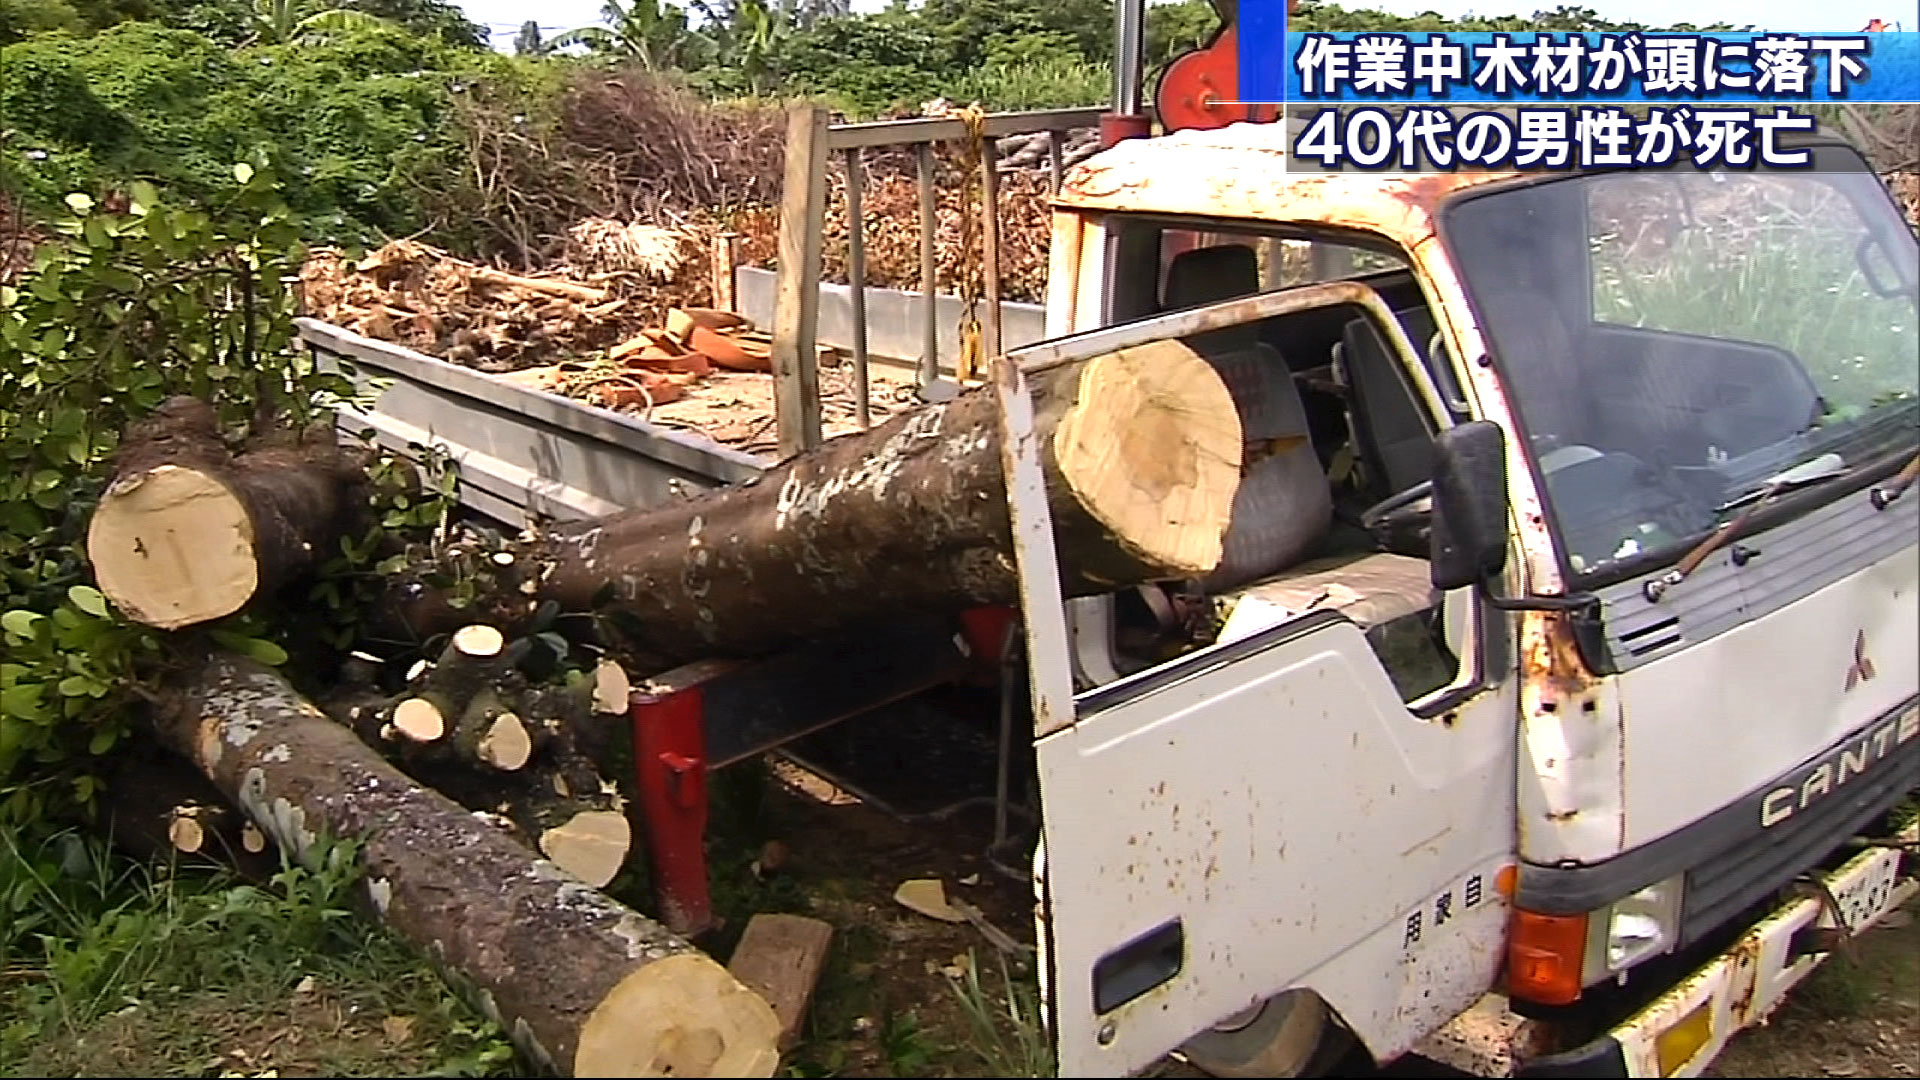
[[1829, 849, 1902, 931]]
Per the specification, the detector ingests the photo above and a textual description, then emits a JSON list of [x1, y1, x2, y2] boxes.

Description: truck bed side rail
[[298, 317, 764, 530], [769, 105, 1101, 458]]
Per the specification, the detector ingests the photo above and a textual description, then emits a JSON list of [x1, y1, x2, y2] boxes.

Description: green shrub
[[950, 57, 1110, 111], [0, 23, 532, 245], [0, 172, 356, 826]]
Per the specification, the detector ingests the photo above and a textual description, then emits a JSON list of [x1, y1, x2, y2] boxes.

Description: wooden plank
[[824, 108, 1104, 150], [917, 143, 939, 388], [770, 104, 829, 459], [978, 138, 1005, 368], [727, 913, 835, 1050], [711, 231, 740, 313]]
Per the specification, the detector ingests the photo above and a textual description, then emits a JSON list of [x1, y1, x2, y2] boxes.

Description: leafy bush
[[0, 171, 356, 826], [950, 57, 1110, 111], [766, 13, 947, 115], [0, 22, 531, 245]]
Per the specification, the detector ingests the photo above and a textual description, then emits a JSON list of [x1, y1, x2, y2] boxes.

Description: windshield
[[1442, 159, 1919, 580]]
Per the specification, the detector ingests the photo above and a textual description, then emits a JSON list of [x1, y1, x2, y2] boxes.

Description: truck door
[[995, 288, 1520, 1076]]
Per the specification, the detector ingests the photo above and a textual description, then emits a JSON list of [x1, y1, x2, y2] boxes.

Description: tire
[[1177, 991, 1356, 1078]]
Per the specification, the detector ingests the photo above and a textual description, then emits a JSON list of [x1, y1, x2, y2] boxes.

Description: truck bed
[[299, 318, 768, 528]]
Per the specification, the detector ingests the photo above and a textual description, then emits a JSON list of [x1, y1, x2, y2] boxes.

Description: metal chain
[[954, 105, 988, 384]]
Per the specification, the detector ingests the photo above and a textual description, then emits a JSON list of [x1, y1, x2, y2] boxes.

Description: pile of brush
[[298, 219, 706, 372], [497, 306, 774, 413]]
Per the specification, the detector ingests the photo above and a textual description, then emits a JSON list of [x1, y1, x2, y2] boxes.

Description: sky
[[458, 0, 1919, 53]]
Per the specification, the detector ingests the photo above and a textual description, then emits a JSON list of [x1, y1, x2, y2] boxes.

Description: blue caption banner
[[1236, 28, 1920, 103]]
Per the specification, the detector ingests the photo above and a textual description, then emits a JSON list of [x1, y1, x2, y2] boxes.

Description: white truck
[[999, 121, 1920, 1078], [305, 81, 1920, 1080]]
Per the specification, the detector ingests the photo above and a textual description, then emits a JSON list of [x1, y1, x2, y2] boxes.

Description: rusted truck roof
[[1055, 121, 1521, 249]]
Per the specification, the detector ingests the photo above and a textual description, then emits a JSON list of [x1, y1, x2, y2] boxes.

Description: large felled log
[[523, 341, 1242, 658], [162, 652, 780, 1077], [98, 344, 1244, 662], [86, 398, 365, 630]]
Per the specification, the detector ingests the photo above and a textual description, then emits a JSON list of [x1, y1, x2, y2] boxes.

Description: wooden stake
[[770, 104, 829, 458], [727, 914, 835, 1050]]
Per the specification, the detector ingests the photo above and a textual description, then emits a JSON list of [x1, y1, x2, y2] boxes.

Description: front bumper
[[1517, 815, 1918, 1078]]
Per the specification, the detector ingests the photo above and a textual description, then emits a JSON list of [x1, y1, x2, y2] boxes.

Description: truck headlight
[[1586, 876, 1684, 981]]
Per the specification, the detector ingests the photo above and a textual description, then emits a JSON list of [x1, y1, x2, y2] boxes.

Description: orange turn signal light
[[1507, 909, 1588, 1006]]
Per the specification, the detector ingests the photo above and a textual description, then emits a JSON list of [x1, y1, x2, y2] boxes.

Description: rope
[[954, 104, 988, 384]]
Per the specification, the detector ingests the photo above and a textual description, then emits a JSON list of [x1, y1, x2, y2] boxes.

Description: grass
[[0, 826, 516, 1079], [946, 950, 1053, 1079]]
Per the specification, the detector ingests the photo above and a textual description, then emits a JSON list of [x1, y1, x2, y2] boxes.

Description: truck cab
[[1006, 123, 1920, 1076]]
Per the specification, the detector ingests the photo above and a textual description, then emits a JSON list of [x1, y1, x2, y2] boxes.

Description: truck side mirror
[[1429, 421, 1510, 592]]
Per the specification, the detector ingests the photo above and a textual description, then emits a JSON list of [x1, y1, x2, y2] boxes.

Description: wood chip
[[893, 879, 966, 923]]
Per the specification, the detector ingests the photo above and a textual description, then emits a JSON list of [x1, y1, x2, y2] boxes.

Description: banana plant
[[550, 0, 695, 70], [248, 0, 389, 44], [687, 0, 787, 92]]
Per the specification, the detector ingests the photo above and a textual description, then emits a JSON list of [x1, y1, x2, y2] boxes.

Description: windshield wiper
[[1646, 454, 1851, 602], [1712, 453, 1851, 514]]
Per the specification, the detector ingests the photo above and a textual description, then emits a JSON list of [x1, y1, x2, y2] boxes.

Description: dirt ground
[[707, 741, 1920, 1080], [9, 742, 1912, 1078], [726, 747, 1920, 1079], [688, 751, 1046, 1078]]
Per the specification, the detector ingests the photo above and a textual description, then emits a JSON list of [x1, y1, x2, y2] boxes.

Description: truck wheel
[[1177, 990, 1354, 1078]]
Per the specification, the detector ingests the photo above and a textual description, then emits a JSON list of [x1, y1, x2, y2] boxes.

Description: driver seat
[[1161, 245, 1333, 592]]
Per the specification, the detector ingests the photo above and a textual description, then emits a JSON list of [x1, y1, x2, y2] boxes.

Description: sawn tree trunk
[[97, 344, 1245, 661], [519, 341, 1245, 658], [159, 651, 781, 1078], [86, 397, 365, 630]]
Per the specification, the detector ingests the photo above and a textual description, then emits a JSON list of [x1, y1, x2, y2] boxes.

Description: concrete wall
[[735, 266, 1047, 376]]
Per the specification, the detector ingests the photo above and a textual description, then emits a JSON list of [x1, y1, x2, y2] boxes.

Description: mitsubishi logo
[[1845, 630, 1877, 692]]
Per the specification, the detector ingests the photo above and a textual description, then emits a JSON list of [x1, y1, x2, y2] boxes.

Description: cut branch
[[469, 266, 608, 304], [382, 625, 515, 745], [161, 652, 780, 1077]]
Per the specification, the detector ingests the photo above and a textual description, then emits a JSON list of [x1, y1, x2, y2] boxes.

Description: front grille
[[1679, 726, 1920, 948]]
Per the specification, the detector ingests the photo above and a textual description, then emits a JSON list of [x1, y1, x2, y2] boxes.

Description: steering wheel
[[1360, 479, 1433, 558]]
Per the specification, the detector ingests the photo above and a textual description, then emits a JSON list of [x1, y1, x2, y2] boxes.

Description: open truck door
[[993, 288, 1523, 1076]]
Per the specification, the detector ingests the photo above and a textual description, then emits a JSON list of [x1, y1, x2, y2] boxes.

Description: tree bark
[[160, 651, 780, 1078], [86, 397, 365, 630], [522, 340, 1242, 659]]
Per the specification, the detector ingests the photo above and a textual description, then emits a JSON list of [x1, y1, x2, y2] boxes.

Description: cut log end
[[452, 623, 506, 659], [1051, 341, 1244, 577], [478, 712, 533, 771], [592, 659, 631, 715], [86, 465, 259, 629], [392, 698, 447, 743], [539, 809, 631, 888], [241, 822, 268, 853], [574, 953, 782, 1078], [168, 810, 205, 854]]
